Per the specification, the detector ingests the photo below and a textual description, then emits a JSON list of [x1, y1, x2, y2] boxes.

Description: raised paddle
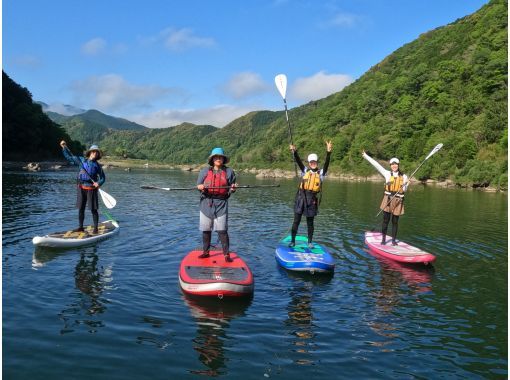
[[63, 145, 117, 209], [141, 184, 280, 191], [375, 143, 444, 218], [275, 73, 298, 177]]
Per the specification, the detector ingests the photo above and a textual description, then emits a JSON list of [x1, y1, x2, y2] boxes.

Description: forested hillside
[[2, 72, 83, 160], [97, 0, 507, 187]]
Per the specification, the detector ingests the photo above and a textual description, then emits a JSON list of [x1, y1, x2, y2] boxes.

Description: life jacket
[[384, 174, 405, 197], [203, 168, 229, 198], [78, 160, 101, 184], [300, 169, 322, 193]]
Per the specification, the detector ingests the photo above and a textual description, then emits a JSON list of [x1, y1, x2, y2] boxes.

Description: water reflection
[[184, 294, 252, 376], [283, 270, 333, 365], [365, 249, 434, 349], [33, 247, 113, 334]]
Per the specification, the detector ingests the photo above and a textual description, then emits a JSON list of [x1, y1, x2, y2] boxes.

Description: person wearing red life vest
[[196, 148, 237, 262], [362, 150, 409, 245], [289, 140, 333, 248]]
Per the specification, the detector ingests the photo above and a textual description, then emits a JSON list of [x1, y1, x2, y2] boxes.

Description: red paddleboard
[[179, 250, 254, 297], [365, 231, 436, 264]]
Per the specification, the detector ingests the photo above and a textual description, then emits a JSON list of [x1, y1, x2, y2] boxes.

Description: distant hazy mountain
[[43, 108, 148, 147]]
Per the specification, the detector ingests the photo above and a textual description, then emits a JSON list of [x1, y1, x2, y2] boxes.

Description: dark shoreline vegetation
[[3, 0, 507, 190]]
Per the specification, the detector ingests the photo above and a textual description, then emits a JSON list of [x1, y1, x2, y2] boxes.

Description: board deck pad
[[179, 250, 254, 297], [275, 235, 335, 272], [49, 221, 117, 239], [365, 231, 436, 264]]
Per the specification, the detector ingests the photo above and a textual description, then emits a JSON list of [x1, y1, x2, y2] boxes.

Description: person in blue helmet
[[60, 140, 106, 234], [196, 148, 237, 262]]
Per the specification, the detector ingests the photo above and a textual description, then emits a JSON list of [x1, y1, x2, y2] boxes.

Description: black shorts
[[76, 186, 99, 210], [294, 190, 318, 217]]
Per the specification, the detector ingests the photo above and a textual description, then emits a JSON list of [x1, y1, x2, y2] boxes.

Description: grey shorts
[[199, 212, 228, 231]]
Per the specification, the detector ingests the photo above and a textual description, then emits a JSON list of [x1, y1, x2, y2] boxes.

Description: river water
[[2, 168, 507, 379]]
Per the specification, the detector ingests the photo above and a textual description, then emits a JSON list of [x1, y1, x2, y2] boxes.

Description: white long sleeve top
[[362, 152, 409, 192]]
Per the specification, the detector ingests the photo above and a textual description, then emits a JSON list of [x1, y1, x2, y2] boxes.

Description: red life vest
[[203, 168, 229, 197]]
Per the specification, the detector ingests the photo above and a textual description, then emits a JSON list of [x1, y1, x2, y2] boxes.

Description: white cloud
[[70, 74, 184, 112], [129, 104, 259, 128], [45, 103, 86, 116], [81, 38, 107, 56], [221, 72, 270, 99], [289, 71, 354, 102], [328, 12, 358, 27], [10, 55, 41, 68], [144, 27, 216, 51]]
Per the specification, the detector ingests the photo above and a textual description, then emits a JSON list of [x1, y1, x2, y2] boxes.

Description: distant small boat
[[143, 162, 149, 168]]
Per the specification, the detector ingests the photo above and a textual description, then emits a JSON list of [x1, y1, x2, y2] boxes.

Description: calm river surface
[[3, 167, 507, 379]]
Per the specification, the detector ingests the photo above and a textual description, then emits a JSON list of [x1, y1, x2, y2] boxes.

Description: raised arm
[[362, 150, 390, 181], [290, 145, 306, 173], [60, 140, 83, 166], [322, 140, 333, 175]]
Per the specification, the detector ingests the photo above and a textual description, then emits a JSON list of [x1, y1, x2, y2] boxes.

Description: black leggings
[[382, 211, 399, 241], [291, 213, 314, 243], [202, 231, 230, 255], [78, 202, 99, 229]]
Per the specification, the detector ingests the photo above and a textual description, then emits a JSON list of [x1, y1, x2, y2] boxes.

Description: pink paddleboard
[[365, 231, 436, 264]]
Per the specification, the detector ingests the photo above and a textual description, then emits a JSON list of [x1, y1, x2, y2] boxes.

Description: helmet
[[307, 153, 318, 162], [389, 157, 400, 164], [208, 147, 229, 166]]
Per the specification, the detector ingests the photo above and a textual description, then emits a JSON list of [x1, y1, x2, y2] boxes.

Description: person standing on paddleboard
[[288, 141, 333, 248], [196, 147, 237, 262], [362, 151, 409, 245], [60, 141, 105, 234]]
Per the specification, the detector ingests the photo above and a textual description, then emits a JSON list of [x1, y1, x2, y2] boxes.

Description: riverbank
[[2, 159, 505, 192]]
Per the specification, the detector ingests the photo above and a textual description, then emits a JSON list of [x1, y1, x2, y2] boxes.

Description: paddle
[[63, 145, 117, 209], [375, 143, 444, 218], [141, 184, 280, 191], [275, 74, 298, 177]]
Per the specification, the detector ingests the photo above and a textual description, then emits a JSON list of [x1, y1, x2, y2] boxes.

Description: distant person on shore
[[60, 140, 105, 234], [196, 148, 237, 262], [362, 150, 409, 245], [288, 141, 333, 248]]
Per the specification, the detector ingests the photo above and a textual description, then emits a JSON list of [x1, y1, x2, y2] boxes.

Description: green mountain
[[98, 0, 507, 187], [2, 71, 84, 160], [45, 109, 148, 147]]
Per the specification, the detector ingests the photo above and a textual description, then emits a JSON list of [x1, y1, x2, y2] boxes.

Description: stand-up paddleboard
[[32, 220, 119, 248], [179, 250, 254, 297], [365, 231, 436, 264], [275, 235, 335, 273]]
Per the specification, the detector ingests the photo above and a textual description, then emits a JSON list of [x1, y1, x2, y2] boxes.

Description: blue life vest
[[79, 160, 101, 183]]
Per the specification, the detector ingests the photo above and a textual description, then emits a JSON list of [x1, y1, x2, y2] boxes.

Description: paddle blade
[[274, 74, 287, 99], [99, 189, 116, 209], [425, 143, 444, 160]]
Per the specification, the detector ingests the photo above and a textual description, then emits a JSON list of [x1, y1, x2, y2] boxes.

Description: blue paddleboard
[[275, 235, 335, 273]]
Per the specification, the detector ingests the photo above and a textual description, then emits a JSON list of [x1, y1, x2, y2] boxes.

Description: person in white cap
[[362, 150, 409, 245], [60, 140, 106, 234], [288, 140, 333, 248]]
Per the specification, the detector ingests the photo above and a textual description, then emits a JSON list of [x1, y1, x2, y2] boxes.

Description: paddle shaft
[[141, 185, 280, 191]]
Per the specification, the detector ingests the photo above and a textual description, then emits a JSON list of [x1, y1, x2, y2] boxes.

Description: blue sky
[[4, 0, 488, 128]]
